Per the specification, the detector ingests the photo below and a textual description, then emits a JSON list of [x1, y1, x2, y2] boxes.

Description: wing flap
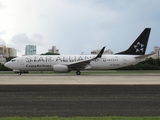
[[68, 59, 91, 70]]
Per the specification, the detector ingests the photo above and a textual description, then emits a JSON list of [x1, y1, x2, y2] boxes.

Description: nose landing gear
[[18, 72, 22, 75], [17, 71, 28, 75]]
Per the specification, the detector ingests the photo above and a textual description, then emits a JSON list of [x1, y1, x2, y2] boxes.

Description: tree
[[0, 63, 12, 71], [117, 58, 160, 70], [41, 52, 60, 55], [6, 57, 15, 62]]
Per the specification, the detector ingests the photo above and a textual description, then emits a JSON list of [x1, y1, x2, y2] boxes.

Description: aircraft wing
[[135, 52, 155, 59], [67, 47, 105, 70]]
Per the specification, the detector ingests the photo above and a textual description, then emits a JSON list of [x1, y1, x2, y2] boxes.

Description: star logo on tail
[[134, 42, 145, 53]]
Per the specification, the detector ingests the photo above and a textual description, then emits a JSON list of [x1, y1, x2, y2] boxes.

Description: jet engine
[[53, 64, 69, 73]]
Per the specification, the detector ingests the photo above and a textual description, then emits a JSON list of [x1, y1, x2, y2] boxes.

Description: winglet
[[94, 46, 105, 59]]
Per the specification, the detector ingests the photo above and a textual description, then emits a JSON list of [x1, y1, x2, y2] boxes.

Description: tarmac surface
[[0, 73, 160, 85], [0, 74, 160, 117]]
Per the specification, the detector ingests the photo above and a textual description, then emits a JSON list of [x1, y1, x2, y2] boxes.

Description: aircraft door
[[20, 58, 25, 65]]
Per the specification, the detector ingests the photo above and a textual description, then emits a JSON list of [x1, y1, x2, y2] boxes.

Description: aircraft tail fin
[[116, 28, 151, 55]]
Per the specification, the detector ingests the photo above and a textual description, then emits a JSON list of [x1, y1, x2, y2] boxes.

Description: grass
[[1, 70, 160, 75], [0, 116, 160, 120]]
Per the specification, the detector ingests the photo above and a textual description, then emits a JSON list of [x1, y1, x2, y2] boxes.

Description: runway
[[0, 74, 160, 117], [0, 85, 160, 117], [0, 73, 160, 85]]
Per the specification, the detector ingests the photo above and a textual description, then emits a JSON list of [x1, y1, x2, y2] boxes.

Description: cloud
[[1, 0, 160, 56], [39, 13, 48, 20], [36, 0, 160, 54], [0, 2, 3, 9], [44, 0, 121, 54], [0, 30, 5, 36], [32, 33, 43, 42], [0, 37, 6, 45], [9, 33, 43, 55], [11, 33, 43, 45]]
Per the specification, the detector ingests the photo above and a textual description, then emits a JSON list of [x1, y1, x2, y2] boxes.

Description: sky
[[0, 0, 160, 56]]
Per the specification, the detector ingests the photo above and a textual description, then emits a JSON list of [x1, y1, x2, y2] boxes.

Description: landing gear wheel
[[18, 72, 22, 75], [76, 70, 81, 75]]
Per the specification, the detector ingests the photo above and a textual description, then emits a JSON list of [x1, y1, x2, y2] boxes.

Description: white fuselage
[[5, 54, 145, 72]]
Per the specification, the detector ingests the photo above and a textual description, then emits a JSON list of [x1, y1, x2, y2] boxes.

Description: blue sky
[[0, 0, 160, 56]]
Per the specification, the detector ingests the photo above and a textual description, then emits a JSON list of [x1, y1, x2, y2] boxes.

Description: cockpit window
[[11, 59, 16, 62]]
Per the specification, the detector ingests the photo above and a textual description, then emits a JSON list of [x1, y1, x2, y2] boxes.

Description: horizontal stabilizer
[[135, 52, 155, 59]]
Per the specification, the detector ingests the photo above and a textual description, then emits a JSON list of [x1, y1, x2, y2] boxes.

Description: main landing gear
[[76, 70, 81, 75]]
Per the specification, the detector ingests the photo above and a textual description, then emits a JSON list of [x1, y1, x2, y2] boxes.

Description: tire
[[76, 70, 81, 75]]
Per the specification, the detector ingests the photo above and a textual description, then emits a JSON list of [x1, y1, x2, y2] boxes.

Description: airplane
[[5, 28, 153, 75]]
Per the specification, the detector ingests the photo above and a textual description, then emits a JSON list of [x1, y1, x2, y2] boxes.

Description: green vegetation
[[117, 58, 160, 70], [0, 63, 12, 71], [6, 57, 16, 62], [41, 52, 60, 55], [0, 116, 160, 120], [0, 56, 15, 71]]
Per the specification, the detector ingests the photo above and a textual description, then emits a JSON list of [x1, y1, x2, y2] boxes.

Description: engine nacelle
[[53, 64, 69, 73]]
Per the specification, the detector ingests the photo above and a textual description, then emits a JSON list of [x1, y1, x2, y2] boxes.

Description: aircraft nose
[[4, 62, 8, 67], [4, 62, 10, 68]]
